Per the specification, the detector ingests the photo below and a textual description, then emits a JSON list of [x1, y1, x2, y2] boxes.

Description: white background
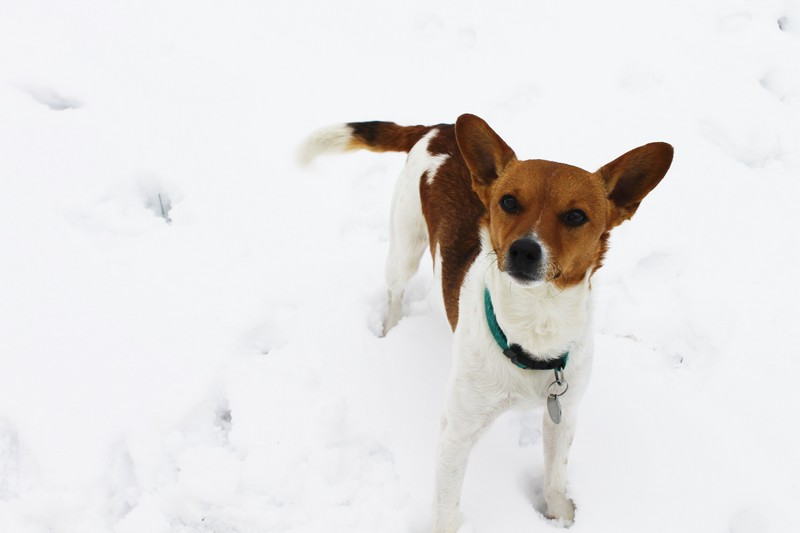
[[1, 1, 799, 531]]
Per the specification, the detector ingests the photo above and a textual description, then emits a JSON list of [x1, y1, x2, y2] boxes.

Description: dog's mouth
[[504, 269, 544, 286], [502, 262, 562, 286]]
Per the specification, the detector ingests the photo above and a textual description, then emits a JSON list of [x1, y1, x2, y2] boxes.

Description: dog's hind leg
[[381, 128, 447, 335], [383, 164, 428, 336]]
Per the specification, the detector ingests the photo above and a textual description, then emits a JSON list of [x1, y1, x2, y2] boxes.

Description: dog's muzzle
[[505, 237, 544, 283]]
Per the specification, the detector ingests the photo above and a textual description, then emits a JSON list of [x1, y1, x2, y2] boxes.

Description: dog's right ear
[[455, 114, 517, 202]]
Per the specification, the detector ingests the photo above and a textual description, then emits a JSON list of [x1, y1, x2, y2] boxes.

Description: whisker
[[483, 256, 499, 281], [543, 260, 566, 298]]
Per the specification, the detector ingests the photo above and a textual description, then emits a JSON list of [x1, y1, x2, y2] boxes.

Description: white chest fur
[[450, 230, 595, 407]]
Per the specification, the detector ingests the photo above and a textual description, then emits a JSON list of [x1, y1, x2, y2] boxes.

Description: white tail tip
[[296, 124, 354, 167]]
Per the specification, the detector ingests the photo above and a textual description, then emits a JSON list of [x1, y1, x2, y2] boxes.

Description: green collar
[[484, 287, 570, 371]]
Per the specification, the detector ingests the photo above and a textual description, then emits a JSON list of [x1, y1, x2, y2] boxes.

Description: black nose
[[507, 238, 543, 278]]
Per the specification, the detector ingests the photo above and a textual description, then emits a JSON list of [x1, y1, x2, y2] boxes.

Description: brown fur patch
[[347, 121, 440, 153], [420, 125, 485, 329]]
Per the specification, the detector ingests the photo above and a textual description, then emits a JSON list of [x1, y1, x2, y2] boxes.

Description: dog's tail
[[297, 121, 436, 166]]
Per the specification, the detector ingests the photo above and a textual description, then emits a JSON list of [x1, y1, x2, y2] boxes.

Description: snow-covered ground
[[1, 0, 799, 531]]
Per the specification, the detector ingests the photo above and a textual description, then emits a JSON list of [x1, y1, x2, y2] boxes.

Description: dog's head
[[455, 113, 673, 288]]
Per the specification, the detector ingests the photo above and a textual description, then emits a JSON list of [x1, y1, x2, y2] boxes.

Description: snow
[[1, 0, 799, 531]]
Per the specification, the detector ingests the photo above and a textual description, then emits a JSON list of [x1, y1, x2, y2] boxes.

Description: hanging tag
[[546, 369, 568, 425], [547, 394, 562, 424]]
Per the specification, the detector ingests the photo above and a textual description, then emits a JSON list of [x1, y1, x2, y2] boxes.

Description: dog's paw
[[382, 296, 404, 336], [545, 495, 575, 525], [381, 315, 399, 337]]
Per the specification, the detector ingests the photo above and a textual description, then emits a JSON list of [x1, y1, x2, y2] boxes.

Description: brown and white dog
[[300, 114, 673, 531]]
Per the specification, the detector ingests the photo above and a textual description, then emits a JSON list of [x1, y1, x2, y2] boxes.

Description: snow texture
[[1, 0, 799, 532]]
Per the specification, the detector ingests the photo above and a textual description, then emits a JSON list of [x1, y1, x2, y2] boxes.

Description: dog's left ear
[[599, 142, 674, 228]]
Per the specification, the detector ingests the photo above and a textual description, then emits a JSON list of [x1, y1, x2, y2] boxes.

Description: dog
[[300, 114, 673, 531]]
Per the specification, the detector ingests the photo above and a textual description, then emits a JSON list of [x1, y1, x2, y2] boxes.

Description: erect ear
[[599, 142, 674, 228], [455, 114, 517, 194]]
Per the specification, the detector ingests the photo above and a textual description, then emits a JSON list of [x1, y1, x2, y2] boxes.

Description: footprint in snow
[[760, 68, 800, 104], [138, 175, 180, 224], [239, 315, 291, 356], [698, 119, 783, 168], [778, 15, 799, 36], [106, 442, 138, 520], [215, 402, 233, 439], [17, 83, 82, 110]]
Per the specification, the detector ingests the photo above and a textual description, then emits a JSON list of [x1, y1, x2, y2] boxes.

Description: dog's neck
[[479, 229, 592, 359]]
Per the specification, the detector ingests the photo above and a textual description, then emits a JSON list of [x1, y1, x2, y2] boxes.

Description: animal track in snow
[[66, 174, 182, 243], [138, 176, 178, 224], [760, 68, 800, 104], [106, 442, 138, 521], [215, 401, 233, 440], [240, 317, 290, 355], [144, 192, 173, 223], [17, 84, 82, 110], [778, 15, 796, 34], [699, 119, 783, 168]]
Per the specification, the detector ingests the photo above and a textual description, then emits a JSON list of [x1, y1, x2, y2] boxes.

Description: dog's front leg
[[542, 408, 578, 523], [433, 420, 475, 533], [433, 377, 499, 533]]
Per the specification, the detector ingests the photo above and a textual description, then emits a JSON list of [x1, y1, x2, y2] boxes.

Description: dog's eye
[[562, 209, 588, 227], [500, 195, 520, 214]]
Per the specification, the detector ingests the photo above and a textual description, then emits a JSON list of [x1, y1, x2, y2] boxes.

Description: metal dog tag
[[546, 369, 568, 424], [547, 394, 562, 424]]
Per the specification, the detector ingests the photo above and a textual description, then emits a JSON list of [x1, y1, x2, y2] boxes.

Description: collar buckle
[[504, 348, 530, 369]]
